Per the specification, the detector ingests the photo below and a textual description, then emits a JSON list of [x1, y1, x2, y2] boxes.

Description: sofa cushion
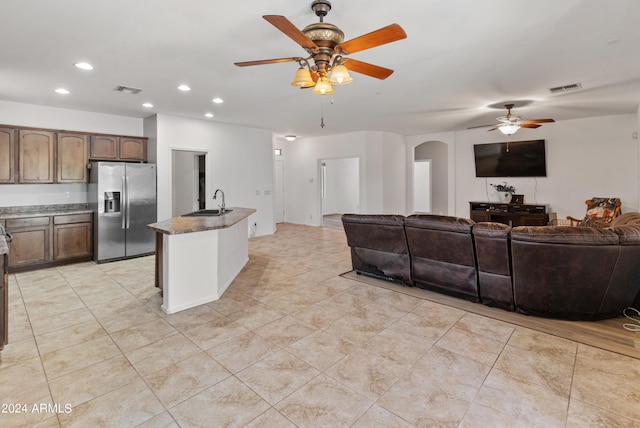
[[405, 214, 474, 233], [610, 223, 640, 245], [511, 225, 619, 245], [342, 214, 408, 254]]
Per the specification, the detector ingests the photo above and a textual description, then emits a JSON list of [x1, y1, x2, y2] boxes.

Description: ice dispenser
[[104, 191, 121, 213]]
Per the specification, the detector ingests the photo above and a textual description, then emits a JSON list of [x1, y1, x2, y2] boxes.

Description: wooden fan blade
[[467, 123, 500, 129], [487, 127, 500, 132], [337, 23, 407, 55], [235, 57, 300, 67], [521, 119, 555, 124], [519, 123, 541, 129], [263, 15, 317, 50], [342, 58, 394, 80]]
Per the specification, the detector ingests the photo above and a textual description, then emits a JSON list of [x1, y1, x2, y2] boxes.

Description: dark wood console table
[[469, 201, 549, 227]]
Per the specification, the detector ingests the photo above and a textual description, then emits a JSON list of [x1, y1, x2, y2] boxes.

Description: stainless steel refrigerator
[[89, 162, 157, 262]]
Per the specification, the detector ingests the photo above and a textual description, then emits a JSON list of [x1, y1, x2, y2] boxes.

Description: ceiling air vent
[[114, 85, 142, 94], [549, 83, 582, 94]]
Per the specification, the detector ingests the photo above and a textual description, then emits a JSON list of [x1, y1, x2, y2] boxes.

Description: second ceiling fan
[[468, 104, 555, 135], [234, 0, 407, 95]]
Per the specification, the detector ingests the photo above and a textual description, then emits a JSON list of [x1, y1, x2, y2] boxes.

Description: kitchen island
[[148, 207, 256, 314]]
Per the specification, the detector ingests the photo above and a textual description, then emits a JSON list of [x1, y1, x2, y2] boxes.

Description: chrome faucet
[[213, 189, 225, 213]]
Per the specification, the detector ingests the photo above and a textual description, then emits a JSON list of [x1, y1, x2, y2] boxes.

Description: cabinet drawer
[[6, 216, 50, 228], [54, 213, 92, 225]]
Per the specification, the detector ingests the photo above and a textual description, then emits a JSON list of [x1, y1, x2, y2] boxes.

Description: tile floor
[[1, 223, 640, 427]]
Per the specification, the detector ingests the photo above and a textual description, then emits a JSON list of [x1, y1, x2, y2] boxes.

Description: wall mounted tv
[[474, 139, 547, 177]]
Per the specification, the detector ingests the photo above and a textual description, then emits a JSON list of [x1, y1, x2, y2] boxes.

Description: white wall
[[321, 158, 359, 215], [149, 114, 275, 236], [0, 100, 143, 207], [409, 114, 639, 218], [283, 131, 406, 226]]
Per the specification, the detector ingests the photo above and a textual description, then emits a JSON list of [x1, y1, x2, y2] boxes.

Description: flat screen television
[[473, 139, 547, 177]]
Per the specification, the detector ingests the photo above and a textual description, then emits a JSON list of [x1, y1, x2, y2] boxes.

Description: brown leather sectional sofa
[[342, 213, 640, 321]]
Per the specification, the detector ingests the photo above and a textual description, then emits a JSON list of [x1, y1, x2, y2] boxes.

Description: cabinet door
[[57, 133, 89, 183], [18, 130, 55, 183], [118, 137, 147, 161], [6, 217, 52, 268], [53, 222, 92, 260], [90, 136, 118, 160], [0, 127, 17, 184]]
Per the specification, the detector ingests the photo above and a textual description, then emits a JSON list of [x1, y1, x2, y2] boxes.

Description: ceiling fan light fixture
[[313, 76, 334, 95], [499, 123, 520, 135], [291, 67, 315, 87], [329, 64, 353, 85]]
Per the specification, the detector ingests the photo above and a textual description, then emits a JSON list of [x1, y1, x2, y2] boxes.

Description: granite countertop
[[148, 207, 256, 235], [0, 204, 92, 219]]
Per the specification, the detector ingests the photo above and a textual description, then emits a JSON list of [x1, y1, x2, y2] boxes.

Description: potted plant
[[491, 181, 516, 203]]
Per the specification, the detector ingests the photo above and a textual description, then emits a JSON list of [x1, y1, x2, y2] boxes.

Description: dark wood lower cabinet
[[469, 201, 549, 227], [6, 217, 51, 269], [5, 213, 92, 273]]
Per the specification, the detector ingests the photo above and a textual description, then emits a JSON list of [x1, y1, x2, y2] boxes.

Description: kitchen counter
[[147, 207, 256, 235], [0, 204, 92, 219], [147, 207, 256, 314]]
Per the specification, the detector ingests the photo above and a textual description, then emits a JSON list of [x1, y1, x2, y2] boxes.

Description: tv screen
[[474, 140, 547, 177]]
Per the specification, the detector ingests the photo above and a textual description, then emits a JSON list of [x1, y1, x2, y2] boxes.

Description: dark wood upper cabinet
[[118, 137, 147, 161], [0, 127, 17, 184], [57, 133, 89, 183], [18, 130, 55, 183], [90, 135, 118, 160], [89, 135, 147, 162]]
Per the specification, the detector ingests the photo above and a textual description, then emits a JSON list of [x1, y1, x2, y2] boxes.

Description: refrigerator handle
[[121, 175, 127, 230], [125, 175, 131, 229]]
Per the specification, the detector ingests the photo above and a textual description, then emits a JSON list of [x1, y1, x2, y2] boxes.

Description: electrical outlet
[[256, 190, 261, 196], [65, 191, 70, 199]]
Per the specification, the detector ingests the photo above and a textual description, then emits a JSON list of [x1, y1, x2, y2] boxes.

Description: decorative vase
[[499, 193, 513, 203]]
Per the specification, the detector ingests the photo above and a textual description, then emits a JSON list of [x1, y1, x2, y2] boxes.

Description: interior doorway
[[414, 141, 448, 215], [171, 149, 207, 217], [274, 160, 284, 223], [413, 159, 432, 213], [320, 157, 359, 228]]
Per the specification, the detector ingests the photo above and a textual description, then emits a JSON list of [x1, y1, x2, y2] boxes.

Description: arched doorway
[[414, 141, 448, 215]]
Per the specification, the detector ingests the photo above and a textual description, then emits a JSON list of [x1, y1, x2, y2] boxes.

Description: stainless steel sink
[[182, 209, 233, 217]]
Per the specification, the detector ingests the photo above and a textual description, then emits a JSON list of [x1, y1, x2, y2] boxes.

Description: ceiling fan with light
[[468, 104, 555, 135], [234, 0, 407, 95]]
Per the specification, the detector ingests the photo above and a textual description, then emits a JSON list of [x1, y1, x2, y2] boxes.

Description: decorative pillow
[[583, 197, 620, 225]]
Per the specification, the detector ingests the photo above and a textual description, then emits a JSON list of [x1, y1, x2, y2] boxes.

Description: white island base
[[161, 218, 248, 314], [148, 207, 256, 314]]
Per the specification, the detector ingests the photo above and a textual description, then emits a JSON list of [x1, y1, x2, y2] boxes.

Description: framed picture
[[511, 194, 524, 204]]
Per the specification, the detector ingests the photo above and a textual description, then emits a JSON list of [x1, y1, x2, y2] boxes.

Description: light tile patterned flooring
[[1, 223, 640, 427]]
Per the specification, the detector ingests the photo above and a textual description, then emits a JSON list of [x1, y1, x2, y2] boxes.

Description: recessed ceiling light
[[55, 88, 70, 95], [212, 97, 224, 104], [74, 62, 93, 70], [204, 113, 214, 118], [177, 84, 191, 92], [142, 102, 154, 108]]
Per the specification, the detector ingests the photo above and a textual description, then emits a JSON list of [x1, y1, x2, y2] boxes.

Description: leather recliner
[[473, 222, 514, 310], [510, 224, 640, 320], [405, 215, 479, 302], [341, 214, 411, 285]]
